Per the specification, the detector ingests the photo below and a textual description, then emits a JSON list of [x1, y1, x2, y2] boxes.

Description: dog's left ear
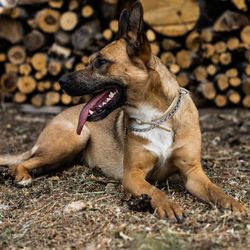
[[118, 1, 151, 63]]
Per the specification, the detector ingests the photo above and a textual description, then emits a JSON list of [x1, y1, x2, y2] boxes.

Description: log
[[36, 8, 60, 33], [13, 92, 27, 103], [141, 0, 200, 37], [225, 68, 238, 78], [81, 56, 89, 65], [54, 30, 71, 46], [176, 50, 193, 69], [176, 72, 189, 87], [214, 41, 227, 54], [146, 29, 156, 42], [169, 64, 180, 74], [202, 44, 215, 58], [0, 73, 17, 93], [49, 43, 71, 58], [35, 68, 48, 80], [102, 29, 113, 41], [214, 95, 227, 107], [37, 81, 46, 92], [216, 74, 229, 91], [214, 11, 249, 32], [227, 37, 240, 51], [60, 11, 78, 31], [242, 95, 250, 108], [81, 5, 94, 18], [227, 90, 241, 104], [0, 17, 23, 44], [31, 53, 48, 71], [53, 81, 61, 91], [61, 93, 72, 105], [49, 0, 64, 9], [200, 81, 216, 100], [0, 53, 6, 62], [211, 54, 220, 64], [31, 94, 44, 107], [242, 77, 250, 94], [150, 43, 160, 56], [75, 63, 85, 71], [206, 64, 217, 76], [109, 20, 118, 33], [200, 28, 213, 43], [48, 60, 62, 76], [229, 77, 241, 87], [24, 30, 45, 52], [7, 46, 26, 65], [45, 91, 60, 106], [219, 52, 232, 65], [240, 25, 250, 45], [161, 39, 180, 51], [194, 66, 207, 81], [64, 57, 76, 70], [160, 52, 176, 65], [186, 31, 200, 51], [5, 63, 19, 74], [68, 0, 79, 11], [231, 0, 248, 12], [19, 63, 32, 76], [17, 76, 36, 94]]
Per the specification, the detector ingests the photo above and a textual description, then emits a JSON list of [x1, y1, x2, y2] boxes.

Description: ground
[[0, 107, 249, 250]]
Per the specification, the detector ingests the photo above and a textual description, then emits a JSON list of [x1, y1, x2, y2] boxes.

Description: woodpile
[[0, 0, 250, 108]]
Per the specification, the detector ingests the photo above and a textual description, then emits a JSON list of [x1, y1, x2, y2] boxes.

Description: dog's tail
[[0, 145, 38, 166]]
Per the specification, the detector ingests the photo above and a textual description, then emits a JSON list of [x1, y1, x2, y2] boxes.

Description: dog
[[0, 1, 247, 221]]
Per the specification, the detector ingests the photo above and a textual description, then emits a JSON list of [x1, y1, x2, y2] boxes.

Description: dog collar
[[128, 87, 189, 133]]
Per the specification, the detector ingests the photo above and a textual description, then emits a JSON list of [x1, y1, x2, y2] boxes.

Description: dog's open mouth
[[77, 87, 124, 135]]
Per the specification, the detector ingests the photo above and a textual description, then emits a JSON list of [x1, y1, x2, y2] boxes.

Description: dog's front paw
[[15, 173, 32, 187], [151, 195, 184, 222], [216, 195, 247, 216]]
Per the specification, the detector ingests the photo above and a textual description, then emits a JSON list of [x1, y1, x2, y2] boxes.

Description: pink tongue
[[77, 90, 110, 135]]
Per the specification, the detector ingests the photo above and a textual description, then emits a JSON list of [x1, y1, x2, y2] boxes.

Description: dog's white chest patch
[[128, 104, 174, 164]]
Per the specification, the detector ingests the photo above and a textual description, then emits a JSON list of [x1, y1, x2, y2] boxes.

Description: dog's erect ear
[[118, 9, 129, 39], [127, 1, 151, 63]]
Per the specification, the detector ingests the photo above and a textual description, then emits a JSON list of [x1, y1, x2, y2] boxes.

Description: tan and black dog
[[0, 2, 247, 221]]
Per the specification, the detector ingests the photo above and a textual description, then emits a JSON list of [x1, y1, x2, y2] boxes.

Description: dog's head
[[59, 1, 152, 134]]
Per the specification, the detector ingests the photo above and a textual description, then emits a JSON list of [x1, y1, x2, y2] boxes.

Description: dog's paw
[[217, 196, 247, 216], [151, 196, 184, 222], [15, 174, 32, 187]]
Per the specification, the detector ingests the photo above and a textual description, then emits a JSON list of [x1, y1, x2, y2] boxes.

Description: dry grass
[[0, 107, 249, 249]]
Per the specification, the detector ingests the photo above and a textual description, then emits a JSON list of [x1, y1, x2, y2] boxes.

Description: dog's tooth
[[89, 110, 94, 115]]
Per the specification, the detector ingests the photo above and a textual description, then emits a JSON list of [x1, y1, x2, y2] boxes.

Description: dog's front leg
[[123, 141, 183, 221], [174, 155, 247, 215]]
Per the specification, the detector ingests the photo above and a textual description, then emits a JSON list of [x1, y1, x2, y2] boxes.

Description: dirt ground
[[0, 106, 249, 250]]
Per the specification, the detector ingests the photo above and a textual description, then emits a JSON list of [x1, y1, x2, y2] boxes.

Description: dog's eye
[[93, 58, 109, 69]]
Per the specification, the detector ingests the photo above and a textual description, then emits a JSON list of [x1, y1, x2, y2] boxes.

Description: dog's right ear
[[118, 9, 129, 39]]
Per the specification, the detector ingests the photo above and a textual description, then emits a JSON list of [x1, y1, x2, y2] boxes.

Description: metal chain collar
[[128, 88, 189, 133]]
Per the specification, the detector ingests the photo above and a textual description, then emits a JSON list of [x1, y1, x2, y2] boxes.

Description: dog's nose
[[58, 74, 69, 89]]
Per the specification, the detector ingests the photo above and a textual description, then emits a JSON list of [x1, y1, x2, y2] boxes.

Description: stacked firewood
[[0, 0, 250, 108]]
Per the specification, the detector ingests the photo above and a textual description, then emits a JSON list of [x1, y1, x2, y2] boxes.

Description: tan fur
[[0, 4, 247, 219]]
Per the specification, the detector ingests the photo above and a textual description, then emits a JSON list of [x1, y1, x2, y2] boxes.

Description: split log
[[185, 31, 200, 51], [75, 63, 85, 71], [31, 53, 48, 71], [229, 77, 241, 87], [13, 92, 27, 103], [17, 76, 36, 94], [54, 30, 71, 46], [53, 81, 61, 91], [7, 46, 26, 65], [141, 0, 200, 37], [202, 44, 215, 58], [0, 53, 6, 62], [226, 68, 238, 78], [36, 8, 60, 33], [49, 43, 71, 58], [24, 30, 45, 52], [45, 91, 60, 106], [214, 95, 227, 107], [64, 57, 76, 70], [60, 11, 78, 31], [214, 11, 249, 32], [0, 73, 17, 93]]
